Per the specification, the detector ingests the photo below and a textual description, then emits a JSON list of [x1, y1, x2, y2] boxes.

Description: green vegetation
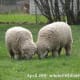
[[0, 24, 80, 80], [0, 14, 47, 23]]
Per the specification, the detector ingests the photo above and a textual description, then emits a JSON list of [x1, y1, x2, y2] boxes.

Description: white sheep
[[37, 22, 73, 59], [5, 26, 36, 60]]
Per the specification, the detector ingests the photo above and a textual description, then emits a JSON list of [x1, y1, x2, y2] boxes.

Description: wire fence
[[0, 0, 28, 13], [0, 0, 44, 24]]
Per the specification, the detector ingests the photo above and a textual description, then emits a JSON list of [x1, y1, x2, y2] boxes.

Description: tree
[[34, 0, 80, 24], [34, 0, 61, 23], [60, 0, 80, 24]]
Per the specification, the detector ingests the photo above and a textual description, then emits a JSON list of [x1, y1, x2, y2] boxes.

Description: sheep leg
[[58, 47, 62, 56], [9, 49, 14, 59], [52, 50, 58, 57], [45, 53, 48, 58], [65, 43, 71, 56]]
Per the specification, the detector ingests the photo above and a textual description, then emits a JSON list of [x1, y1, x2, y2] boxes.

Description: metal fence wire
[[0, 0, 28, 13], [0, 0, 43, 24]]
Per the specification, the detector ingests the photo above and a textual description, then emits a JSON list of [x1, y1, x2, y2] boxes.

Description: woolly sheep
[[5, 27, 36, 60], [37, 22, 73, 59]]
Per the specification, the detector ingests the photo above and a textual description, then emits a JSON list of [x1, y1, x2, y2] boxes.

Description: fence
[[0, 0, 43, 24]]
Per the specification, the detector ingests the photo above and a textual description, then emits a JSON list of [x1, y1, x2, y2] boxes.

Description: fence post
[[35, 3, 38, 24]]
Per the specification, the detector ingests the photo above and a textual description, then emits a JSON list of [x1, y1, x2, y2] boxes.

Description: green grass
[[0, 14, 47, 23], [0, 24, 80, 80]]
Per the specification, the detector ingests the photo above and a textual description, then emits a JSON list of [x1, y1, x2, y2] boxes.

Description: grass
[[0, 24, 80, 80], [0, 14, 47, 23]]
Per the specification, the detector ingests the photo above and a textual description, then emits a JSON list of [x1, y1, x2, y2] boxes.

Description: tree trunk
[[34, 0, 80, 24]]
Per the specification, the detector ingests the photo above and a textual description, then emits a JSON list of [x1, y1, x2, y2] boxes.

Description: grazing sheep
[[5, 27, 36, 60], [37, 22, 73, 59]]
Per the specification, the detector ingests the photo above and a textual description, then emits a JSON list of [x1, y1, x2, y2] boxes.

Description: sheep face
[[22, 43, 36, 59], [22, 49, 33, 59], [37, 43, 49, 59]]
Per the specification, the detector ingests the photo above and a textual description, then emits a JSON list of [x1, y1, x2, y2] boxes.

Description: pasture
[[0, 14, 47, 24], [0, 24, 80, 80]]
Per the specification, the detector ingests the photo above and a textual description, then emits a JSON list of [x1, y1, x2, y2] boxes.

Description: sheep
[[37, 22, 73, 59], [5, 26, 36, 60]]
